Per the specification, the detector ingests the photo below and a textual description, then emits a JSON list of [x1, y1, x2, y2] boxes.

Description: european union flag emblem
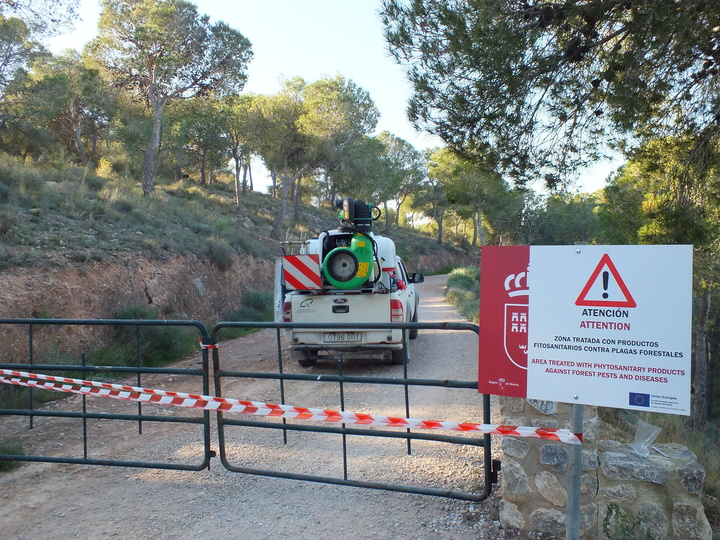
[[629, 392, 650, 407]]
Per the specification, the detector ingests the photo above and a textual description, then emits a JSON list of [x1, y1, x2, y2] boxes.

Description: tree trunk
[[142, 95, 164, 197], [272, 173, 292, 240], [434, 206, 444, 245], [200, 147, 208, 185], [89, 120, 99, 166], [243, 158, 249, 194], [72, 102, 88, 166], [384, 201, 391, 232], [272, 162, 315, 239], [270, 171, 278, 198], [233, 150, 243, 211], [478, 204, 487, 247], [691, 290, 711, 431], [472, 214, 479, 248], [394, 195, 406, 227], [293, 176, 302, 222]]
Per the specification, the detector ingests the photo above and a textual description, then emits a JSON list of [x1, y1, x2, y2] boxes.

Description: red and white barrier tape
[[0, 369, 581, 444]]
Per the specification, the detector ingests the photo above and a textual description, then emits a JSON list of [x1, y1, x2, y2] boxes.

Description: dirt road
[[0, 275, 504, 539]]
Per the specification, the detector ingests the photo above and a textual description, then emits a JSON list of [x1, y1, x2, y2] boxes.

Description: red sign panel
[[478, 246, 529, 398]]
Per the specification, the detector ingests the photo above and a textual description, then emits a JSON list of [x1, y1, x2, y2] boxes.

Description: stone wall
[[497, 397, 712, 539]]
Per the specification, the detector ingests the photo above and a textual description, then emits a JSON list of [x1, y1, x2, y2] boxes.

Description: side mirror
[[410, 273, 424, 284]]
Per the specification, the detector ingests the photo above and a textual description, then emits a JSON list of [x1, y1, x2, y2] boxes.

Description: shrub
[[205, 236, 235, 271], [447, 266, 480, 291], [0, 438, 24, 472], [445, 266, 480, 322], [222, 289, 274, 339], [99, 306, 199, 367]]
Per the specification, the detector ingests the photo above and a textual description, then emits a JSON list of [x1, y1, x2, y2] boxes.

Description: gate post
[[497, 397, 599, 538]]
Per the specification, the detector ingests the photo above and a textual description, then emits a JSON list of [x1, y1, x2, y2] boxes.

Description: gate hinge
[[491, 459, 502, 484]]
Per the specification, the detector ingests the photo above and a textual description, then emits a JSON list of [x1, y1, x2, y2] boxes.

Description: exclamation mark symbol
[[602, 271, 609, 299]]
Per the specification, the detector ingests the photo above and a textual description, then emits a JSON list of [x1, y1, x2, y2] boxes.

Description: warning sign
[[575, 254, 636, 308], [479, 245, 693, 415], [282, 255, 321, 290]]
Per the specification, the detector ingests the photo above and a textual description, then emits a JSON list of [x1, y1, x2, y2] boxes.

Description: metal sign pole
[[566, 402, 584, 539]]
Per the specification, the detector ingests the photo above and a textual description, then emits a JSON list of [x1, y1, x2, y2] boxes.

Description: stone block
[[499, 396, 525, 413], [503, 437, 530, 460], [678, 462, 706, 495], [672, 502, 712, 540], [540, 443, 569, 473], [536, 471, 567, 506], [582, 448, 599, 471], [530, 507, 565, 536], [527, 399, 557, 415], [637, 502, 669, 539], [531, 418, 559, 429], [502, 458, 532, 501], [581, 472, 598, 495], [583, 415, 600, 444], [499, 500, 525, 529], [597, 483, 638, 502], [601, 451, 669, 484], [580, 502, 599, 537]]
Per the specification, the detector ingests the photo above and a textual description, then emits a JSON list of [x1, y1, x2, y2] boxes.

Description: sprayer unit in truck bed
[[275, 197, 424, 367]]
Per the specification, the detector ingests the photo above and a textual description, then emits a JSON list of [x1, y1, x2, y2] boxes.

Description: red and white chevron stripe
[[282, 255, 322, 290], [0, 369, 581, 444]]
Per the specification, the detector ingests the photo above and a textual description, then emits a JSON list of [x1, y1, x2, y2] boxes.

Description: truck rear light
[[282, 301, 292, 322], [390, 299, 404, 323]]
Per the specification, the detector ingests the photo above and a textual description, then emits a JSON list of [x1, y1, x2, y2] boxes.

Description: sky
[[47, 0, 620, 193]]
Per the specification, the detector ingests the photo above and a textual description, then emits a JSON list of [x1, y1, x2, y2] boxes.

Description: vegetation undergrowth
[[0, 439, 24, 472], [0, 155, 284, 269], [444, 266, 480, 323], [219, 289, 275, 340], [446, 265, 720, 531]]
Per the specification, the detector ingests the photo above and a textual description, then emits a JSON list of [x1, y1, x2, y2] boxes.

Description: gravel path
[[0, 275, 506, 539]]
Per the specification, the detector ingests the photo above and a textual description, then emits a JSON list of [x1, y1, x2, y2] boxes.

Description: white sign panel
[[527, 245, 692, 414]]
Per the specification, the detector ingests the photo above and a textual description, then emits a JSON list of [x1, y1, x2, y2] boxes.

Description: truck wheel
[[292, 349, 317, 367], [391, 348, 406, 365], [409, 309, 419, 340]]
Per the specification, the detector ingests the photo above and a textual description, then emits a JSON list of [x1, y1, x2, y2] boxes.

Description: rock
[[535, 471, 566, 506], [540, 444, 568, 474], [672, 502, 712, 540], [502, 458, 532, 501]]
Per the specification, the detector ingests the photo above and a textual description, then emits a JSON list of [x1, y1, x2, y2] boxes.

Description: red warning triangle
[[575, 254, 637, 308]]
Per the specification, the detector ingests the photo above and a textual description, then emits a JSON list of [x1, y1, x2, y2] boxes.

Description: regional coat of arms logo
[[503, 271, 529, 370]]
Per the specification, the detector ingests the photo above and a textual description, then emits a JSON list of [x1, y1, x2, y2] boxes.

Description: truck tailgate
[[291, 293, 390, 324]]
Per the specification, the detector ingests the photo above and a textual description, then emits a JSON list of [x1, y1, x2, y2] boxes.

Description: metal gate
[[211, 321, 497, 501], [0, 318, 214, 471], [0, 319, 498, 501]]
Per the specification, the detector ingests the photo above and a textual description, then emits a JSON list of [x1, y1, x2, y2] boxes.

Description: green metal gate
[[0, 318, 498, 501], [0, 318, 214, 471]]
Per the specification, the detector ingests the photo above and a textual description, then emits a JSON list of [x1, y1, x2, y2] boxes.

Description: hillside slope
[[0, 165, 477, 360]]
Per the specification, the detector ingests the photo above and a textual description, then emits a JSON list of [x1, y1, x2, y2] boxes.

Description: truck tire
[[292, 349, 318, 368], [409, 308, 419, 340], [391, 347, 406, 365]]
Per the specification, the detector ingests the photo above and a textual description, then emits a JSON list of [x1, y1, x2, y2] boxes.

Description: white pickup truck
[[275, 198, 424, 367]]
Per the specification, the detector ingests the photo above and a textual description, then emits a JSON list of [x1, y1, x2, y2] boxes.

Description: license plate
[[324, 332, 361, 343]]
